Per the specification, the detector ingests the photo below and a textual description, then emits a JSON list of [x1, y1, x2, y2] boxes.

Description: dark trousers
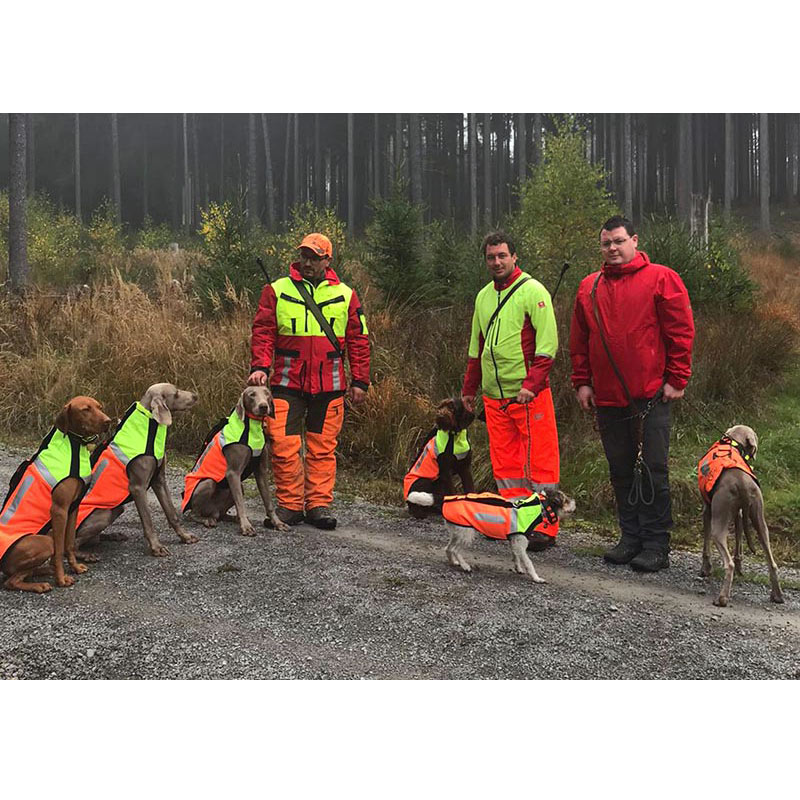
[[596, 399, 673, 554]]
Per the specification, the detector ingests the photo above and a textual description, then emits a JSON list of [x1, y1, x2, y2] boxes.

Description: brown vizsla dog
[[76, 383, 199, 558], [0, 396, 111, 592], [700, 425, 784, 607], [183, 386, 289, 535]]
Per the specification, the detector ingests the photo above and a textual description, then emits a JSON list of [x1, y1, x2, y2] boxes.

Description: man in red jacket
[[249, 233, 370, 530], [569, 216, 694, 572]]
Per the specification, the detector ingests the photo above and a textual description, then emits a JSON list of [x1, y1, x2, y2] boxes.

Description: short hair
[[481, 231, 516, 256], [601, 216, 635, 237]]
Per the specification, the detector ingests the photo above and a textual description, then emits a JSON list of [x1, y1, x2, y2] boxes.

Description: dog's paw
[[77, 551, 101, 563], [101, 531, 129, 542], [150, 544, 170, 557], [72, 562, 89, 574], [239, 522, 257, 537], [181, 533, 200, 544], [273, 520, 291, 532], [28, 582, 52, 593], [771, 590, 785, 604], [714, 596, 729, 608], [202, 517, 218, 528], [55, 575, 75, 588], [531, 576, 547, 584]]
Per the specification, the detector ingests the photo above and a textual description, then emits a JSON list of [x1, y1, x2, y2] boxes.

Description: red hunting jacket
[[569, 251, 695, 407], [250, 264, 370, 396]]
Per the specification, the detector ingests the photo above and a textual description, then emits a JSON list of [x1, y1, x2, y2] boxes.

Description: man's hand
[[516, 387, 535, 404], [576, 385, 595, 411], [247, 371, 268, 387], [661, 382, 684, 402], [347, 386, 367, 406], [461, 395, 475, 413]]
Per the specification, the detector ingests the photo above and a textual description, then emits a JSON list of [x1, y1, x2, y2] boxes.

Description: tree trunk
[[347, 113, 355, 232], [261, 113, 276, 229], [469, 113, 477, 237], [8, 114, 29, 294], [760, 112, 770, 232], [247, 113, 258, 224], [111, 113, 122, 224], [26, 114, 35, 197], [517, 113, 527, 187], [373, 113, 381, 199], [191, 113, 201, 226], [623, 113, 633, 218], [142, 121, 148, 222], [483, 112, 491, 226], [314, 114, 322, 207], [219, 114, 225, 201], [724, 113, 734, 219], [182, 113, 190, 232], [395, 113, 404, 183], [533, 113, 542, 165], [293, 113, 300, 207], [74, 113, 82, 222], [282, 113, 291, 221], [677, 113, 693, 226], [409, 113, 422, 205]]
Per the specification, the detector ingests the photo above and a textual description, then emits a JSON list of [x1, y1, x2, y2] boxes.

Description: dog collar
[[245, 412, 268, 421]]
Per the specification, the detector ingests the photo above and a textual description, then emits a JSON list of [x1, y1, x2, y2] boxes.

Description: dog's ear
[[150, 395, 173, 426], [54, 402, 72, 433], [745, 429, 759, 459], [235, 393, 246, 421]]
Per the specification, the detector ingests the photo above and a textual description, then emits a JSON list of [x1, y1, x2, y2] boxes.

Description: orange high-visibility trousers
[[267, 392, 345, 512], [483, 388, 560, 538]]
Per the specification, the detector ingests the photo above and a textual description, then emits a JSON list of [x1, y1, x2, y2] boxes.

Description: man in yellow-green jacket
[[461, 231, 561, 550]]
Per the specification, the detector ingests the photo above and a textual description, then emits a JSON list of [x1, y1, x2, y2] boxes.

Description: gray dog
[[699, 425, 784, 607]]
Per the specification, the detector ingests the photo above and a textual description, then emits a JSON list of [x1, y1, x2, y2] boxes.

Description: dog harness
[[697, 436, 758, 503], [75, 402, 168, 526], [0, 427, 91, 563], [181, 408, 266, 511], [403, 429, 470, 501], [441, 491, 555, 540]]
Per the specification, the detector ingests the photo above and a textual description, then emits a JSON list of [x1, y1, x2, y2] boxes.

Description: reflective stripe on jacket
[[250, 264, 370, 395], [76, 402, 168, 526], [442, 491, 545, 540], [466, 270, 558, 400], [697, 438, 757, 502], [403, 429, 470, 500], [182, 410, 266, 511], [0, 428, 91, 562]]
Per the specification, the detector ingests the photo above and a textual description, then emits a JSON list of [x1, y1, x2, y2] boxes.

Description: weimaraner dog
[[76, 383, 199, 558], [183, 386, 289, 535], [700, 425, 784, 607]]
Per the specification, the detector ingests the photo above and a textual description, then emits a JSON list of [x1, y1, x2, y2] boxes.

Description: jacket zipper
[[489, 289, 504, 399]]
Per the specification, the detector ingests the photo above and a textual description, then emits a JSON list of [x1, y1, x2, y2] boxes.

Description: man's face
[[485, 243, 517, 282], [600, 226, 638, 265], [298, 247, 331, 281]]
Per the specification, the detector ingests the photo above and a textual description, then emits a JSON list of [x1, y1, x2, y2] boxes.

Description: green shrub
[[511, 117, 619, 292], [640, 214, 754, 310]]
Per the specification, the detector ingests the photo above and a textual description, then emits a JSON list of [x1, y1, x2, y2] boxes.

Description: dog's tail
[[407, 491, 435, 507]]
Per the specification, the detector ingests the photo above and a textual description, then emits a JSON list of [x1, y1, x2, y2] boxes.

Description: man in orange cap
[[249, 232, 370, 529]]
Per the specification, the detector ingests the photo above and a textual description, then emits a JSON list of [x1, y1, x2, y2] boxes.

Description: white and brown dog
[[442, 490, 575, 583], [698, 424, 784, 607]]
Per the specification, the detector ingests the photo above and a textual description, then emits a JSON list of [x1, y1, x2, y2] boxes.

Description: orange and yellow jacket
[[182, 408, 266, 512], [250, 264, 370, 395], [697, 437, 757, 503], [0, 427, 92, 563], [442, 491, 555, 541], [76, 402, 168, 526]]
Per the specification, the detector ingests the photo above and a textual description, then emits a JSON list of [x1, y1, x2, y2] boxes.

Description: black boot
[[603, 538, 642, 565], [527, 532, 556, 552], [630, 549, 669, 572]]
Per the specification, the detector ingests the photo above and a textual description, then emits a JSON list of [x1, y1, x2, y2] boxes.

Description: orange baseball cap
[[297, 233, 332, 258]]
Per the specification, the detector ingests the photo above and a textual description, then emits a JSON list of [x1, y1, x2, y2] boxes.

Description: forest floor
[[1, 446, 798, 680]]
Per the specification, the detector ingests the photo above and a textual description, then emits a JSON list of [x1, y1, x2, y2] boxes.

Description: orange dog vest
[[441, 491, 553, 540], [697, 438, 757, 503]]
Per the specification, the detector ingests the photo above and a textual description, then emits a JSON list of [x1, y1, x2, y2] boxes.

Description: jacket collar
[[494, 266, 523, 291], [602, 250, 650, 277], [289, 263, 341, 285]]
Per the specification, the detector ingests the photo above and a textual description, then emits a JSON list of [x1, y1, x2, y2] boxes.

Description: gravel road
[[1, 445, 798, 679]]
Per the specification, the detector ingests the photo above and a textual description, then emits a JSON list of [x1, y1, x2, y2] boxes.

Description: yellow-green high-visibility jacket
[[463, 268, 558, 400]]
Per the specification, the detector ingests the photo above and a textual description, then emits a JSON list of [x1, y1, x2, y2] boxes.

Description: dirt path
[[1, 446, 798, 679]]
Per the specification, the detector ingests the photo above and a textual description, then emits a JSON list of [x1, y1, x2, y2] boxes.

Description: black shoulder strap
[[292, 279, 344, 359], [485, 276, 530, 336]]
